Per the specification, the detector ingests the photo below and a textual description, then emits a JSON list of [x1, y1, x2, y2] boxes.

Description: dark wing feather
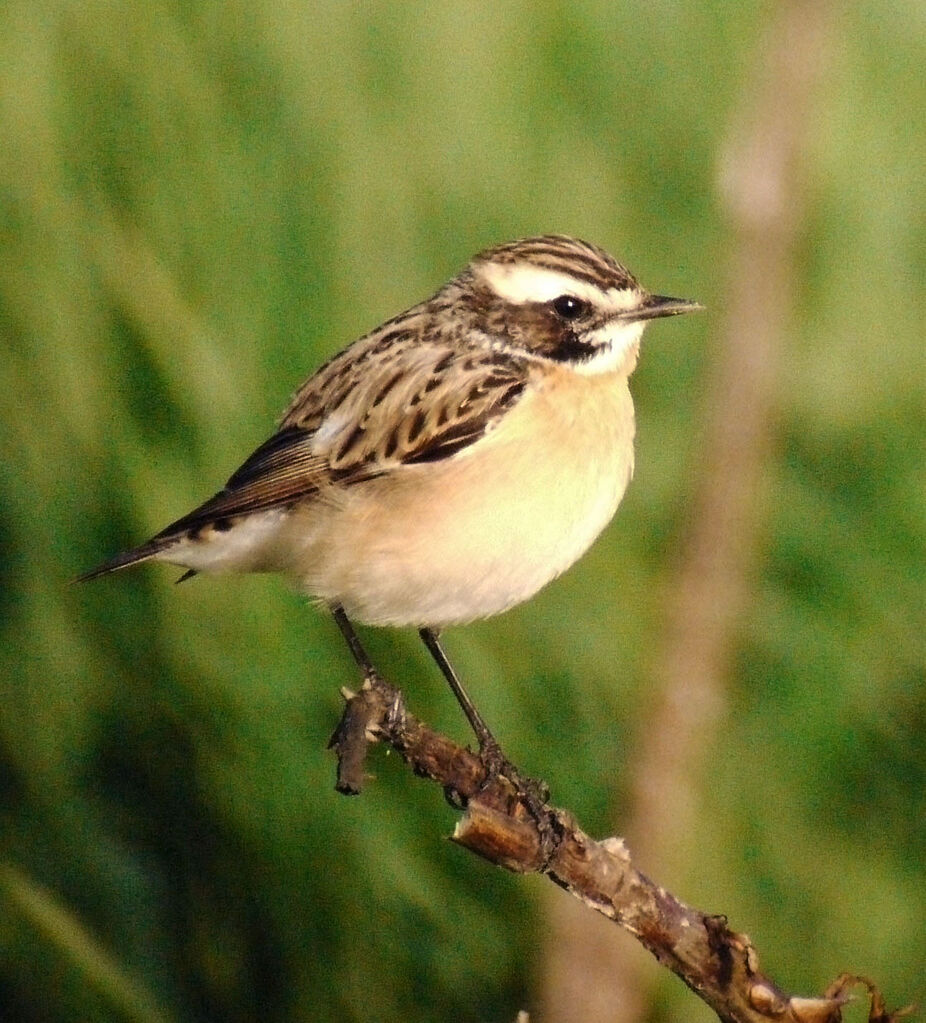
[[78, 338, 530, 580], [76, 429, 337, 580], [161, 343, 528, 536], [148, 427, 370, 540]]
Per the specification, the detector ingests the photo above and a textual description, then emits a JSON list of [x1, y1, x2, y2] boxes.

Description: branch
[[545, 3, 841, 1016], [329, 675, 911, 1023]]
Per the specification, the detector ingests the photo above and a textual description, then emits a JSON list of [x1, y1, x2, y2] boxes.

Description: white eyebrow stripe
[[477, 261, 643, 312]]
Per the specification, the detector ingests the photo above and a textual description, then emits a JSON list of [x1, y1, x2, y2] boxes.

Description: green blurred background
[[1, 2, 923, 1021]]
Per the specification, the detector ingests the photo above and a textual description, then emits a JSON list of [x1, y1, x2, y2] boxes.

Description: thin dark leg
[[331, 603, 377, 678], [419, 626, 551, 828], [418, 627, 499, 751]]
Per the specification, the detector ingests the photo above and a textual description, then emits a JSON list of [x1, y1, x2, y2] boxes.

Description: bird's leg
[[418, 628, 550, 811], [331, 603, 379, 680], [331, 603, 405, 729], [418, 627, 498, 753], [329, 604, 410, 794]]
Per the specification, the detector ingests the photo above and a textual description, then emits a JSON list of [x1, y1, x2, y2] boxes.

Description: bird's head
[[451, 234, 702, 374]]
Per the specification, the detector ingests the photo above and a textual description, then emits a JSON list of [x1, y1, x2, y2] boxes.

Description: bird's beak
[[618, 294, 704, 323]]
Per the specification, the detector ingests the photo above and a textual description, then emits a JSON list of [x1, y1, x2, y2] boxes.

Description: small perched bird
[[80, 235, 701, 762]]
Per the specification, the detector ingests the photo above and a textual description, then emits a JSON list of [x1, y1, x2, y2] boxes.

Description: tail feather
[[75, 541, 168, 583]]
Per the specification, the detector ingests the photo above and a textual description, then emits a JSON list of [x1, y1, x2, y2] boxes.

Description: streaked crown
[[475, 235, 639, 293]]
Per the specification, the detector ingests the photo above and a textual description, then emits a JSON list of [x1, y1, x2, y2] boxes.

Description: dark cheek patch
[[498, 305, 564, 356], [496, 303, 597, 363], [547, 331, 597, 363]]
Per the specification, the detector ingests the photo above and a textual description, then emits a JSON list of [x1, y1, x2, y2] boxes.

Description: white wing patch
[[310, 409, 351, 452]]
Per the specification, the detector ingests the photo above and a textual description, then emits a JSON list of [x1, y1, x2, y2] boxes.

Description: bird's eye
[[552, 295, 588, 320]]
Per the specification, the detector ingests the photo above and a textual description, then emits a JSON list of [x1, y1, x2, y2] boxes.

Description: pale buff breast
[[287, 365, 637, 627]]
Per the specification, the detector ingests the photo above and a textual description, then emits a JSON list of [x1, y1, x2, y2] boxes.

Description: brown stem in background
[[540, 1, 834, 1018], [330, 675, 909, 1023]]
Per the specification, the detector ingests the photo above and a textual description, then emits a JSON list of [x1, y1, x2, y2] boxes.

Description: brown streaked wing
[[151, 342, 529, 543], [397, 372, 526, 464], [148, 427, 340, 540], [309, 341, 530, 471], [279, 307, 434, 432]]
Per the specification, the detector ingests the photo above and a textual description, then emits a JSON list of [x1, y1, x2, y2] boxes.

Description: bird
[[80, 234, 701, 769]]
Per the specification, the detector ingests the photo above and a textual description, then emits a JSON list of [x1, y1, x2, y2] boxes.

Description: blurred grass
[[0, 1, 923, 1021]]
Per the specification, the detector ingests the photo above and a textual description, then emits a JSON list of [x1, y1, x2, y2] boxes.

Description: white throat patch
[[573, 321, 644, 375]]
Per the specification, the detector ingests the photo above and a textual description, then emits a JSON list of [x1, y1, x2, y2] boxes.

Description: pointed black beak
[[617, 294, 704, 323]]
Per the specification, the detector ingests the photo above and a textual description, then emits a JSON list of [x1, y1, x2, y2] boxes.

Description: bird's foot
[[477, 737, 549, 803], [330, 669, 403, 795], [474, 738, 560, 864]]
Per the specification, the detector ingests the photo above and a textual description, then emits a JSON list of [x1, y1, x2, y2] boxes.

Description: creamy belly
[[288, 368, 636, 627]]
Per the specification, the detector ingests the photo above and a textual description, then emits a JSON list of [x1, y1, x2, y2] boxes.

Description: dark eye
[[552, 294, 588, 320]]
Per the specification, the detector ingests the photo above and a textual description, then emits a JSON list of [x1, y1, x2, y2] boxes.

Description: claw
[[475, 743, 557, 860]]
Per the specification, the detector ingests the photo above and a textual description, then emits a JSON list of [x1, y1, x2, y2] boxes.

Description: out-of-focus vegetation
[[0, 2, 922, 1021]]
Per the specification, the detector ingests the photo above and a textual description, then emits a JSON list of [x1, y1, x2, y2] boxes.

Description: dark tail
[[75, 541, 167, 583]]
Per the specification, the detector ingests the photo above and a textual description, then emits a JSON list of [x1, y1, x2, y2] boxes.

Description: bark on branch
[[329, 674, 910, 1023]]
